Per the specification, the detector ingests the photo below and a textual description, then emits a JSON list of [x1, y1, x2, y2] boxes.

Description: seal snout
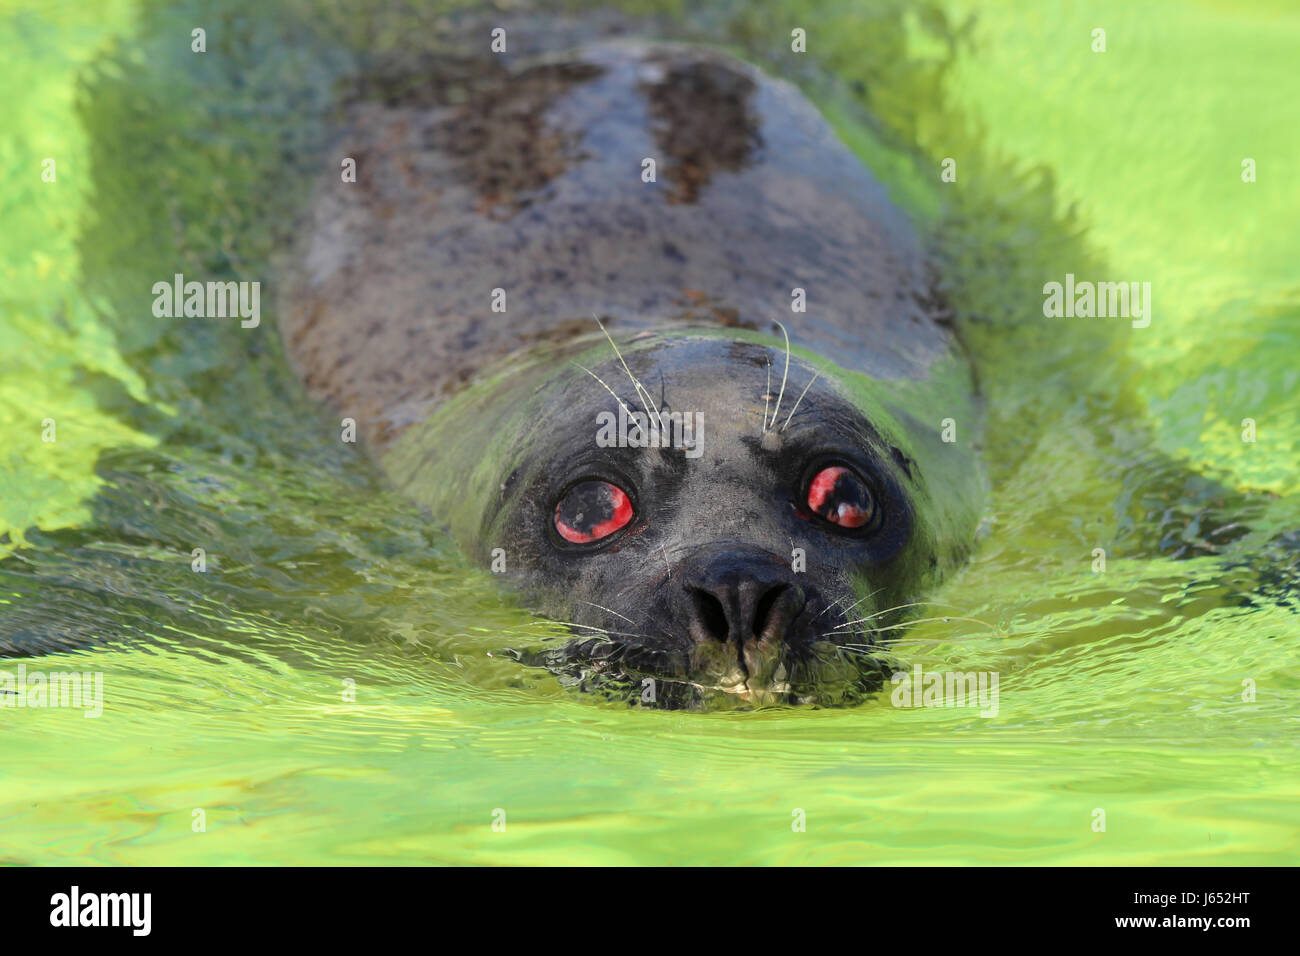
[[683, 574, 805, 647], [676, 548, 812, 699]]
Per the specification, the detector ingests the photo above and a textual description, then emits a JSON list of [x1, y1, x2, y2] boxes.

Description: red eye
[[806, 465, 875, 530], [554, 480, 634, 544]]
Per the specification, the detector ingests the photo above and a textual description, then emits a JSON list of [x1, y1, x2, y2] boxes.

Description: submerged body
[[282, 39, 984, 706]]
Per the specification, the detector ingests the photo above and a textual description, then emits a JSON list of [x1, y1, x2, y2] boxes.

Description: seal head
[[386, 334, 979, 707]]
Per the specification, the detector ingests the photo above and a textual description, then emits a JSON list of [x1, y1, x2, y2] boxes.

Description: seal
[[280, 39, 985, 706]]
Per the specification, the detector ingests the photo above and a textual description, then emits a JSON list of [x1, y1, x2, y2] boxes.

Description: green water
[[2, 0, 1298, 864]]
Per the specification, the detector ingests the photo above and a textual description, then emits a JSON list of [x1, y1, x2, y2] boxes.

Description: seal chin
[[688, 631, 792, 703], [528, 631, 893, 709]]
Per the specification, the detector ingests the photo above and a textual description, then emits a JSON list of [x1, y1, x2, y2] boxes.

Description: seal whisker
[[826, 599, 972, 632], [816, 595, 847, 624], [827, 601, 943, 632], [763, 359, 772, 433], [816, 587, 883, 622], [565, 624, 655, 641], [572, 361, 634, 417], [781, 365, 823, 432], [885, 635, 999, 647], [525, 620, 632, 643], [827, 614, 996, 639], [574, 599, 635, 625], [766, 320, 792, 430], [527, 620, 608, 635], [593, 314, 659, 425]]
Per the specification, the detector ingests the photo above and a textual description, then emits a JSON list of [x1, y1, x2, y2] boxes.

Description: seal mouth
[[519, 626, 896, 710]]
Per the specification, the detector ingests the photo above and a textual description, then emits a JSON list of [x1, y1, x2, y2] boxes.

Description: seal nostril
[[689, 588, 729, 642], [752, 584, 787, 639]]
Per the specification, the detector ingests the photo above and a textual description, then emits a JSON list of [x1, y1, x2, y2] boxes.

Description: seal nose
[[681, 552, 806, 645]]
